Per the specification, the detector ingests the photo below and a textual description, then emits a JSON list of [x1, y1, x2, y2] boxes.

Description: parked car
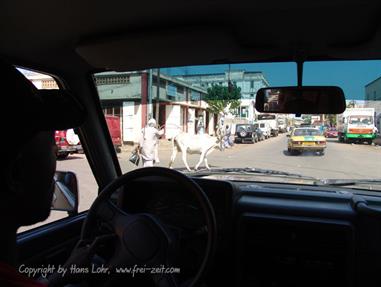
[[324, 127, 338, 138], [258, 122, 271, 139], [235, 124, 258, 143], [54, 129, 82, 159], [253, 123, 266, 141]]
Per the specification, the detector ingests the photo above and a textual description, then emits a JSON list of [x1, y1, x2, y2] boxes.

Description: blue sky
[[161, 60, 381, 100]]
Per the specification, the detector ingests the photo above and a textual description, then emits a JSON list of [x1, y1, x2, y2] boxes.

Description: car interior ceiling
[[3, 0, 381, 287]]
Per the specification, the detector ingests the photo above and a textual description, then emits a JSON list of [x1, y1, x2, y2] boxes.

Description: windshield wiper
[[319, 179, 381, 187], [178, 167, 316, 180]]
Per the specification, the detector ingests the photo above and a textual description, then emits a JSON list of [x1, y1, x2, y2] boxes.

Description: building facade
[[25, 70, 216, 144], [365, 77, 381, 101], [175, 70, 269, 122], [96, 71, 215, 143], [365, 77, 381, 132]]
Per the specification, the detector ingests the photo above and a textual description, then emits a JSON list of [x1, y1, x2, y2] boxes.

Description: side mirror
[[286, 134, 291, 137], [51, 171, 79, 216]]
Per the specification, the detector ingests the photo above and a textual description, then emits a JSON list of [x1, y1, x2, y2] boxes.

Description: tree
[[204, 83, 241, 115], [347, 100, 356, 108], [301, 115, 312, 125], [326, 114, 337, 126]]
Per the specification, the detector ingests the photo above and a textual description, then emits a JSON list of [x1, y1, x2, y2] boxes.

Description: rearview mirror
[[255, 86, 346, 114], [51, 171, 79, 216]]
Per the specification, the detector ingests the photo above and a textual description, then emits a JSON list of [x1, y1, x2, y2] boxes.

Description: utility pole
[[148, 69, 153, 121], [155, 68, 160, 121]]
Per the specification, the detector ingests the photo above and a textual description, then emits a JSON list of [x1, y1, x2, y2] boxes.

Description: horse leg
[[204, 157, 210, 170], [195, 151, 206, 171], [181, 148, 192, 171], [204, 148, 215, 170], [168, 148, 177, 169]]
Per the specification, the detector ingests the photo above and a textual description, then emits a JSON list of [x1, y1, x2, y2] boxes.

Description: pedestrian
[[319, 124, 324, 134], [139, 118, 164, 167], [219, 112, 225, 127], [197, 115, 205, 134], [224, 124, 232, 148]]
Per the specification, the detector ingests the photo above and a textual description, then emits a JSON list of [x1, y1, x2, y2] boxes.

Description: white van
[[258, 122, 272, 139]]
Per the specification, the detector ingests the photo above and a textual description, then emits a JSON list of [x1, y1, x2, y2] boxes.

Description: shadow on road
[[327, 138, 375, 146], [282, 150, 323, 157], [57, 155, 83, 161]]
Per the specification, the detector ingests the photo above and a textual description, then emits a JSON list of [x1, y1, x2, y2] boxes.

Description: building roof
[[178, 70, 264, 78], [365, 76, 381, 87], [95, 70, 207, 94]]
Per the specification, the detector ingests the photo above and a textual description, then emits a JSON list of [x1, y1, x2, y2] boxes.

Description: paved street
[[118, 134, 381, 179], [19, 134, 381, 232]]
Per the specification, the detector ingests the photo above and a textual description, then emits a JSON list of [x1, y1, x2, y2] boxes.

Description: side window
[[17, 68, 98, 233]]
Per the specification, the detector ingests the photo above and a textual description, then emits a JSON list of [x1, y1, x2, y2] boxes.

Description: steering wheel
[[81, 167, 217, 287]]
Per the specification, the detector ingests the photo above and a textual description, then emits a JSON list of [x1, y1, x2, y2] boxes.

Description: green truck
[[337, 108, 377, 144]]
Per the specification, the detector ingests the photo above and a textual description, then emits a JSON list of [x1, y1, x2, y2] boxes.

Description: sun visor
[[75, 27, 275, 71]]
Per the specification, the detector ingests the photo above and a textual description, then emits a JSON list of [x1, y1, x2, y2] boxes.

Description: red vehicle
[[54, 129, 82, 159], [105, 115, 122, 153], [324, 127, 338, 138]]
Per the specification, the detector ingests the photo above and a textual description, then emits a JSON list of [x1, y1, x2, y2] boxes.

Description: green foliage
[[301, 115, 312, 125], [327, 114, 337, 126], [204, 83, 241, 114], [346, 100, 356, 108]]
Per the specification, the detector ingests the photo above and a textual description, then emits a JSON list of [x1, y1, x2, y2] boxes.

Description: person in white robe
[[139, 118, 164, 167]]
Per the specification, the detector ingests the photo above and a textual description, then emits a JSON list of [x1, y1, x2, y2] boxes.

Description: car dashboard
[[119, 175, 381, 287]]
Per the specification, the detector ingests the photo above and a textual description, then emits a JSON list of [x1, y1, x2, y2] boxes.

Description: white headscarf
[[148, 118, 157, 127]]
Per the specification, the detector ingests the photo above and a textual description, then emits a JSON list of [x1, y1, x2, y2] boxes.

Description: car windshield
[[293, 129, 322, 136], [349, 116, 373, 125], [93, 60, 381, 192], [237, 125, 252, 132]]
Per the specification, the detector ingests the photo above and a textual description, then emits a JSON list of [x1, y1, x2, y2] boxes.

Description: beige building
[[24, 69, 218, 144]]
